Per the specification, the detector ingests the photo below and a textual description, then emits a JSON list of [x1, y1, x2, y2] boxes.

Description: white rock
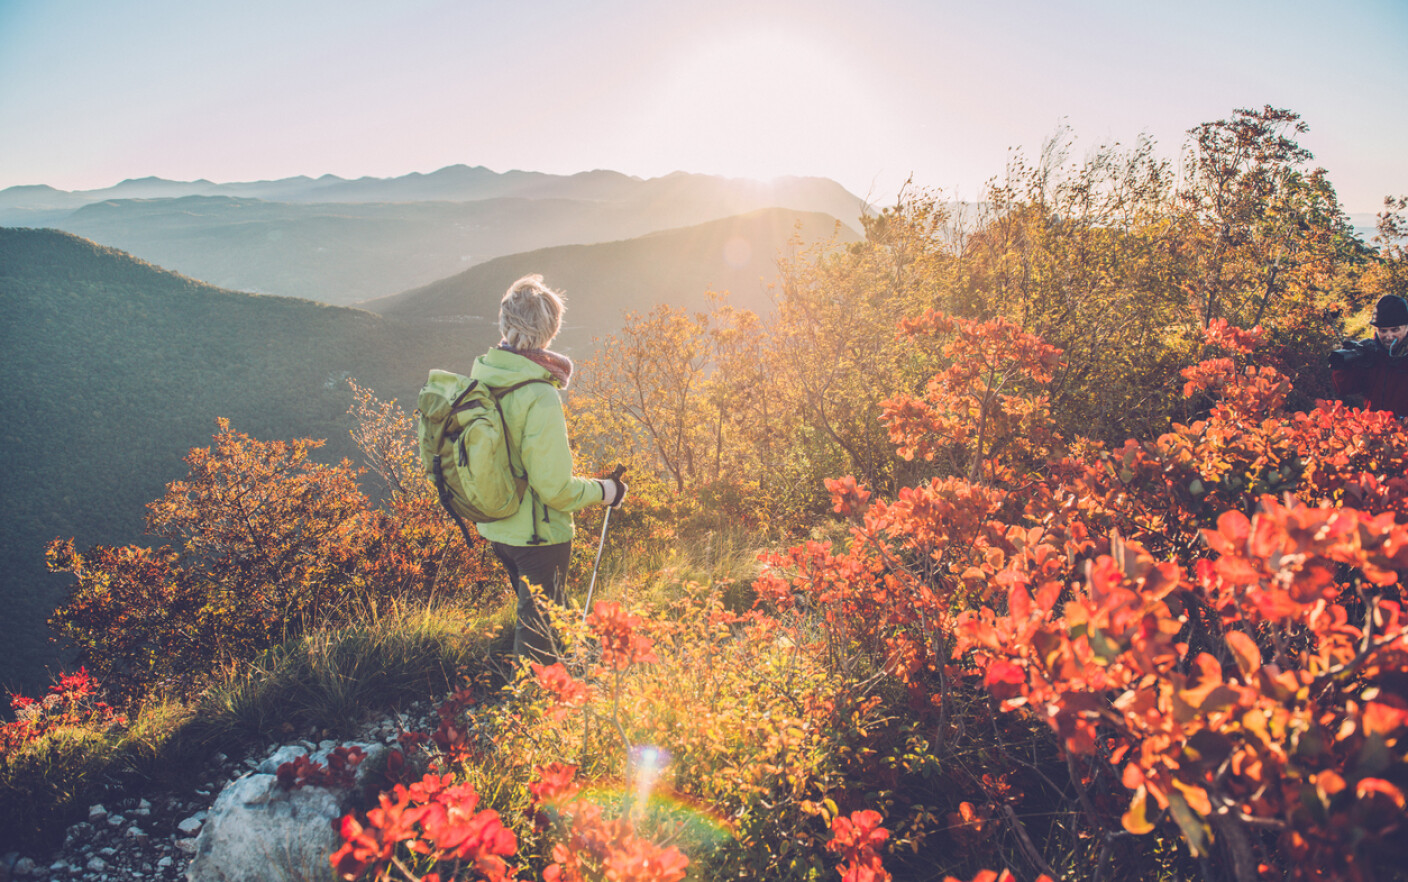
[[177, 815, 204, 835], [125, 826, 147, 840], [175, 838, 199, 856], [256, 746, 309, 774], [158, 857, 173, 869], [184, 774, 343, 882], [139, 799, 152, 811], [107, 813, 126, 827], [14, 857, 37, 876], [88, 804, 108, 823], [86, 856, 107, 872]]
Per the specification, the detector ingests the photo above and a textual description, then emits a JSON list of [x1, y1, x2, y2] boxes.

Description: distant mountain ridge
[[0, 166, 867, 304], [0, 165, 865, 212]]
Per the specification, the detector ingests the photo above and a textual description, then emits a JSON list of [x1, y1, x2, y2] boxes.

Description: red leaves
[[587, 602, 659, 671], [825, 476, 872, 518], [828, 810, 891, 882], [277, 746, 366, 791], [982, 661, 1026, 702], [942, 873, 1054, 882], [533, 663, 594, 722], [1, 667, 125, 758], [330, 773, 517, 882]]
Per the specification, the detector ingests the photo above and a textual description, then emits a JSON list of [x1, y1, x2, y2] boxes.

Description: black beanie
[[1372, 295, 1408, 327]]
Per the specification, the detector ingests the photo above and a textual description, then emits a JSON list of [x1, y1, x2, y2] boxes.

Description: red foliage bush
[[757, 317, 1408, 880]]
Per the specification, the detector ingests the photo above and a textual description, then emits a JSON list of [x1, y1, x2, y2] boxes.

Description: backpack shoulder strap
[[489, 377, 554, 399], [485, 377, 555, 545]]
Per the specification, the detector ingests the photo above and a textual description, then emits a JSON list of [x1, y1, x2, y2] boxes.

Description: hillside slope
[[0, 229, 489, 692], [361, 207, 860, 352]]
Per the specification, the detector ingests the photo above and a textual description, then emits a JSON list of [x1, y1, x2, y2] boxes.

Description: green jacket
[[468, 348, 605, 546]]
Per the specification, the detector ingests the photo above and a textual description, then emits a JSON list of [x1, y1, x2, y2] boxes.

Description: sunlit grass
[[0, 599, 513, 853]]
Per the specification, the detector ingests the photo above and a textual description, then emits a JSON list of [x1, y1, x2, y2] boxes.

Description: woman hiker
[[471, 274, 627, 663]]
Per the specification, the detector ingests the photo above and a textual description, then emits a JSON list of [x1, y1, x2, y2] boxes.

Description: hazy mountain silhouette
[[0, 167, 868, 303]]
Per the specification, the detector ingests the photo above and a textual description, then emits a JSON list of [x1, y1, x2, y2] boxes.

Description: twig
[[1001, 803, 1060, 880]]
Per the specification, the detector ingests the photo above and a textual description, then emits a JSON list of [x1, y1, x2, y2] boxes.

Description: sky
[[0, 0, 1404, 214]]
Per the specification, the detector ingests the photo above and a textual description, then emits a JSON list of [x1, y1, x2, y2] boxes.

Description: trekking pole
[[583, 464, 626, 625]]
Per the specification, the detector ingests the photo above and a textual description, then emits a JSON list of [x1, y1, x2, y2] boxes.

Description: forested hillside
[[0, 229, 484, 691], [361, 207, 858, 342]]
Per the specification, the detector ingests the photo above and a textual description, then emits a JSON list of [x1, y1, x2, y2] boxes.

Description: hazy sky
[[1, 0, 1404, 213]]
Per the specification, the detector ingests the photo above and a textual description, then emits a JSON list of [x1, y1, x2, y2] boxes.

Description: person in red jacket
[[1331, 294, 1408, 418]]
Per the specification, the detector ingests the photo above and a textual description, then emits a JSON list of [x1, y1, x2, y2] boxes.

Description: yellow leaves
[[1171, 778, 1212, 817], [1165, 789, 1209, 858], [798, 797, 840, 822], [1121, 785, 1156, 835]]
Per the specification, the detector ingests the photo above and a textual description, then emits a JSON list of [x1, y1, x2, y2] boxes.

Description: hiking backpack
[[416, 369, 550, 545]]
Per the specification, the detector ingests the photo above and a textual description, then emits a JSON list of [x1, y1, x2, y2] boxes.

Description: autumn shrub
[[47, 383, 501, 700], [755, 316, 1408, 881]]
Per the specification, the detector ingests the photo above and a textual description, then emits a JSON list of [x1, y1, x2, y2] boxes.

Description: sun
[[627, 28, 900, 186]]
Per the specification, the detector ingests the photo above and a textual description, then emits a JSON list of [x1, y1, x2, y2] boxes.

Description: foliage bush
[[46, 384, 501, 699]]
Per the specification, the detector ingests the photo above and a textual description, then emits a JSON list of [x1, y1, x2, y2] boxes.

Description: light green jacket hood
[[469, 348, 605, 546]]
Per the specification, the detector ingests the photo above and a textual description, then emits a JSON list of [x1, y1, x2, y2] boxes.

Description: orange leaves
[[1356, 778, 1406, 810], [529, 762, 583, 806], [1202, 317, 1266, 355], [1224, 630, 1262, 680], [1200, 497, 1408, 623], [884, 309, 1064, 482], [1121, 784, 1158, 835], [48, 406, 502, 699]]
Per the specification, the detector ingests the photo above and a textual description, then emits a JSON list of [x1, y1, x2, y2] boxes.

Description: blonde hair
[[499, 274, 565, 350]]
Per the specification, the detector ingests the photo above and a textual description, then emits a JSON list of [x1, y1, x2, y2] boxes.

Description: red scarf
[[499, 343, 573, 389]]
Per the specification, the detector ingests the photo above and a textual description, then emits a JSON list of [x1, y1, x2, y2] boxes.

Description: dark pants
[[491, 541, 571, 664]]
